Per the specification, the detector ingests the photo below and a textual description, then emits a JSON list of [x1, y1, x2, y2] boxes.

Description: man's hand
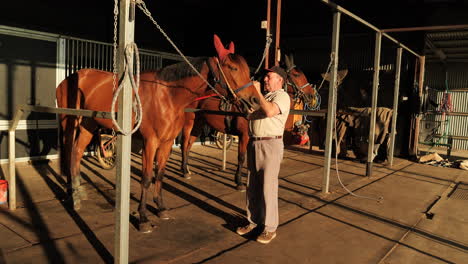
[[253, 81, 262, 95]]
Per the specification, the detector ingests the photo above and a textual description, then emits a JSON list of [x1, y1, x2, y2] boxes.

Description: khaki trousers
[[246, 138, 283, 232]]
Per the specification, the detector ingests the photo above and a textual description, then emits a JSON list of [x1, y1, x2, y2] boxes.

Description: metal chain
[[111, 0, 143, 135], [136, 1, 219, 94], [113, 0, 119, 91], [252, 35, 273, 77]]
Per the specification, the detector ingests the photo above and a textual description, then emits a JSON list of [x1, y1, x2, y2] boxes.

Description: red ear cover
[[214, 34, 234, 62]]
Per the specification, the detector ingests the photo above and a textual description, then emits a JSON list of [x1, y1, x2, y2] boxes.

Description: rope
[[252, 35, 273, 78], [333, 105, 383, 203], [317, 52, 334, 91], [111, 43, 143, 135], [111, 0, 142, 135]]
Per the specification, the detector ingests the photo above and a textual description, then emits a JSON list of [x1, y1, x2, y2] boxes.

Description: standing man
[[236, 66, 290, 244]]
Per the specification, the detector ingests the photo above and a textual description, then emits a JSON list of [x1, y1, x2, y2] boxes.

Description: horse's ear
[[285, 54, 292, 69], [228, 41, 235, 54], [214, 34, 232, 62], [290, 54, 295, 65]]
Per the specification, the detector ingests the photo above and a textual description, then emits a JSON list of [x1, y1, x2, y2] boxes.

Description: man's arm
[[251, 81, 281, 118]]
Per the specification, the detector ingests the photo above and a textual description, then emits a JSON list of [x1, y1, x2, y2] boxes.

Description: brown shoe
[[256, 230, 277, 244], [236, 224, 256, 235]]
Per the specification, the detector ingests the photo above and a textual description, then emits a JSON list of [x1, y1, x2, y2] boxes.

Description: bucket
[[0, 180, 8, 205]]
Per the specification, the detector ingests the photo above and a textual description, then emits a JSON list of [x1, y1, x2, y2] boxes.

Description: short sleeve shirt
[[249, 89, 291, 137]]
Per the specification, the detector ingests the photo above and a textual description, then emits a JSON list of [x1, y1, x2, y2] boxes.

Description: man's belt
[[251, 136, 283, 141]]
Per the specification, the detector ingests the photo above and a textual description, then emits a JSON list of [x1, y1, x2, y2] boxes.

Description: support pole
[[8, 108, 24, 210], [265, 0, 272, 69], [388, 48, 402, 167], [413, 56, 425, 157], [222, 133, 227, 171], [115, 0, 133, 263], [322, 11, 341, 194], [274, 0, 282, 66], [366, 32, 382, 177]]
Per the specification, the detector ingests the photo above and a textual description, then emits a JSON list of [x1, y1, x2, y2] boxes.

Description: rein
[[194, 81, 254, 101]]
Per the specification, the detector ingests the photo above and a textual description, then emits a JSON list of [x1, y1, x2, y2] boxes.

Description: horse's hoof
[[236, 184, 246, 192], [79, 186, 88, 200], [73, 201, 81, 210], [139, 222, 153, 233], [158, 210, 171, 220], [184, 173, 192, 179]]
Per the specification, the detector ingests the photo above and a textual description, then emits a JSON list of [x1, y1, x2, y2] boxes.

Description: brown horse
[[56, 35, 260, 233], [180, 54, 317, 189]]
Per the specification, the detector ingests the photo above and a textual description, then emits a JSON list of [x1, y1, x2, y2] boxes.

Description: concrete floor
[[0, 143, 467, 264]]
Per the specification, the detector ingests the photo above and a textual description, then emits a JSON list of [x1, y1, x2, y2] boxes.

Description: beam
[[320, 0, 421, 58], [115, 0, 134, 263], [388, 48, 402, 167], [382, 24, 468, 33], [274, 0, 282, 66], [366, 32, 382, 177], [265, 0, 272, 69], [322, 11, 341, 194]]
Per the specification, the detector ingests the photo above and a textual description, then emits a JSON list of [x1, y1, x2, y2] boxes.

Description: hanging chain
[[252, 35, 273, 78], [110, 0, 143, 135], [113, 0, 119, 92], [136, 1, 220, 94]]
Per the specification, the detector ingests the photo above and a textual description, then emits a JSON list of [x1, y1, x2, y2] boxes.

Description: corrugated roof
[[425, 29, 468, 62]]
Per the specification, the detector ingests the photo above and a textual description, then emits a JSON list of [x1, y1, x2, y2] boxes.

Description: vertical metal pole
[[412, 56, 425, 157], [274, 0, 282, 66], [8, 130, 16, 210], [388, 48, 402, 167], [8, 108, 24, 210], [115, 0, 133, 263], [56, 37, 66, 177], [366, 32, 382, 177], [322, 11, 341, 194], [265, 0, 271, 69], [222, 133, 227, 171]]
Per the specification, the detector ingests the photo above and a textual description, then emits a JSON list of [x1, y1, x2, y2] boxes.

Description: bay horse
[[56, 35, 260, 233], [180, 54, 317, 190]]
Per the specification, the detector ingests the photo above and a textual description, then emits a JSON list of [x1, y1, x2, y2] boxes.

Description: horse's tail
[[56, 72, 82, 180]]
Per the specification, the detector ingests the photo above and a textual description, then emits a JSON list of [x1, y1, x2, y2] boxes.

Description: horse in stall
[[56, 34, 260, 233], [180, 54, 317, 190]]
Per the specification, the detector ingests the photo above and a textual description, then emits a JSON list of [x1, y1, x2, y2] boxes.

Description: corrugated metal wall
[[423, 62, 468, 150]]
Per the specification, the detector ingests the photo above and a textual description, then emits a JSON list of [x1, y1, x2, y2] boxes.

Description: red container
[[0, 180, 7, 205]]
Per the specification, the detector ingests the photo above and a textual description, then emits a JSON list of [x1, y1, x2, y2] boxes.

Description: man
[[236, 66, 290, 244]]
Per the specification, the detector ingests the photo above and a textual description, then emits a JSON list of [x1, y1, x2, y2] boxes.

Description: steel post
[[366, 32, 382, 177], [322, 11, 341, 194], [388, 48, 402, 167], [114, 0, 134, 263]]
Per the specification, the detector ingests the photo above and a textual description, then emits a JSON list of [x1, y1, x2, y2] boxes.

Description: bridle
[[286, 65, 314, 104], [203, 56, 255, 111]]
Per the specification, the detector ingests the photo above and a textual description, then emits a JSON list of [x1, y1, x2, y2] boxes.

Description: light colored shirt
[[249, 89, 290, 137]]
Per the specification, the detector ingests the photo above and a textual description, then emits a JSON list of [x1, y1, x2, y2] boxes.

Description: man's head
[[264, 66, 287, 92]]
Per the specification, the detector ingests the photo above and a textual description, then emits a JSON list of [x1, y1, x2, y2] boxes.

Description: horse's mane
[[157, 57, 207, 82]]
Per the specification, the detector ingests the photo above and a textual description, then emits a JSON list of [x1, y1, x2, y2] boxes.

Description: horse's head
[[284, 54, 317, 108], [210, 34, 261, 113]]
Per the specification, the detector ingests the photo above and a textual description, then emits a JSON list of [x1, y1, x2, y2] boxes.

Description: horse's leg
[[153, 141, 173, 220], [181, 116, 195, 179], [138, 136, 157, 233], [182, 117, 203, 179], [235, 133, 248, 191], [69, 122, 95, 210]]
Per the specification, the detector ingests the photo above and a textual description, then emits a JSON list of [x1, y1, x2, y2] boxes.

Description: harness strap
[[234, 81, 254, 93]]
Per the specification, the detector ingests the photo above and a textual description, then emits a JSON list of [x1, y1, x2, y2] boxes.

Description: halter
[[196, 57, 254, 111], [286, 65, 314, 103]]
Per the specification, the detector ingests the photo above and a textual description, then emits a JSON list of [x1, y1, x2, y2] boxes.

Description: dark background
[[1, 0, 467, 57]]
